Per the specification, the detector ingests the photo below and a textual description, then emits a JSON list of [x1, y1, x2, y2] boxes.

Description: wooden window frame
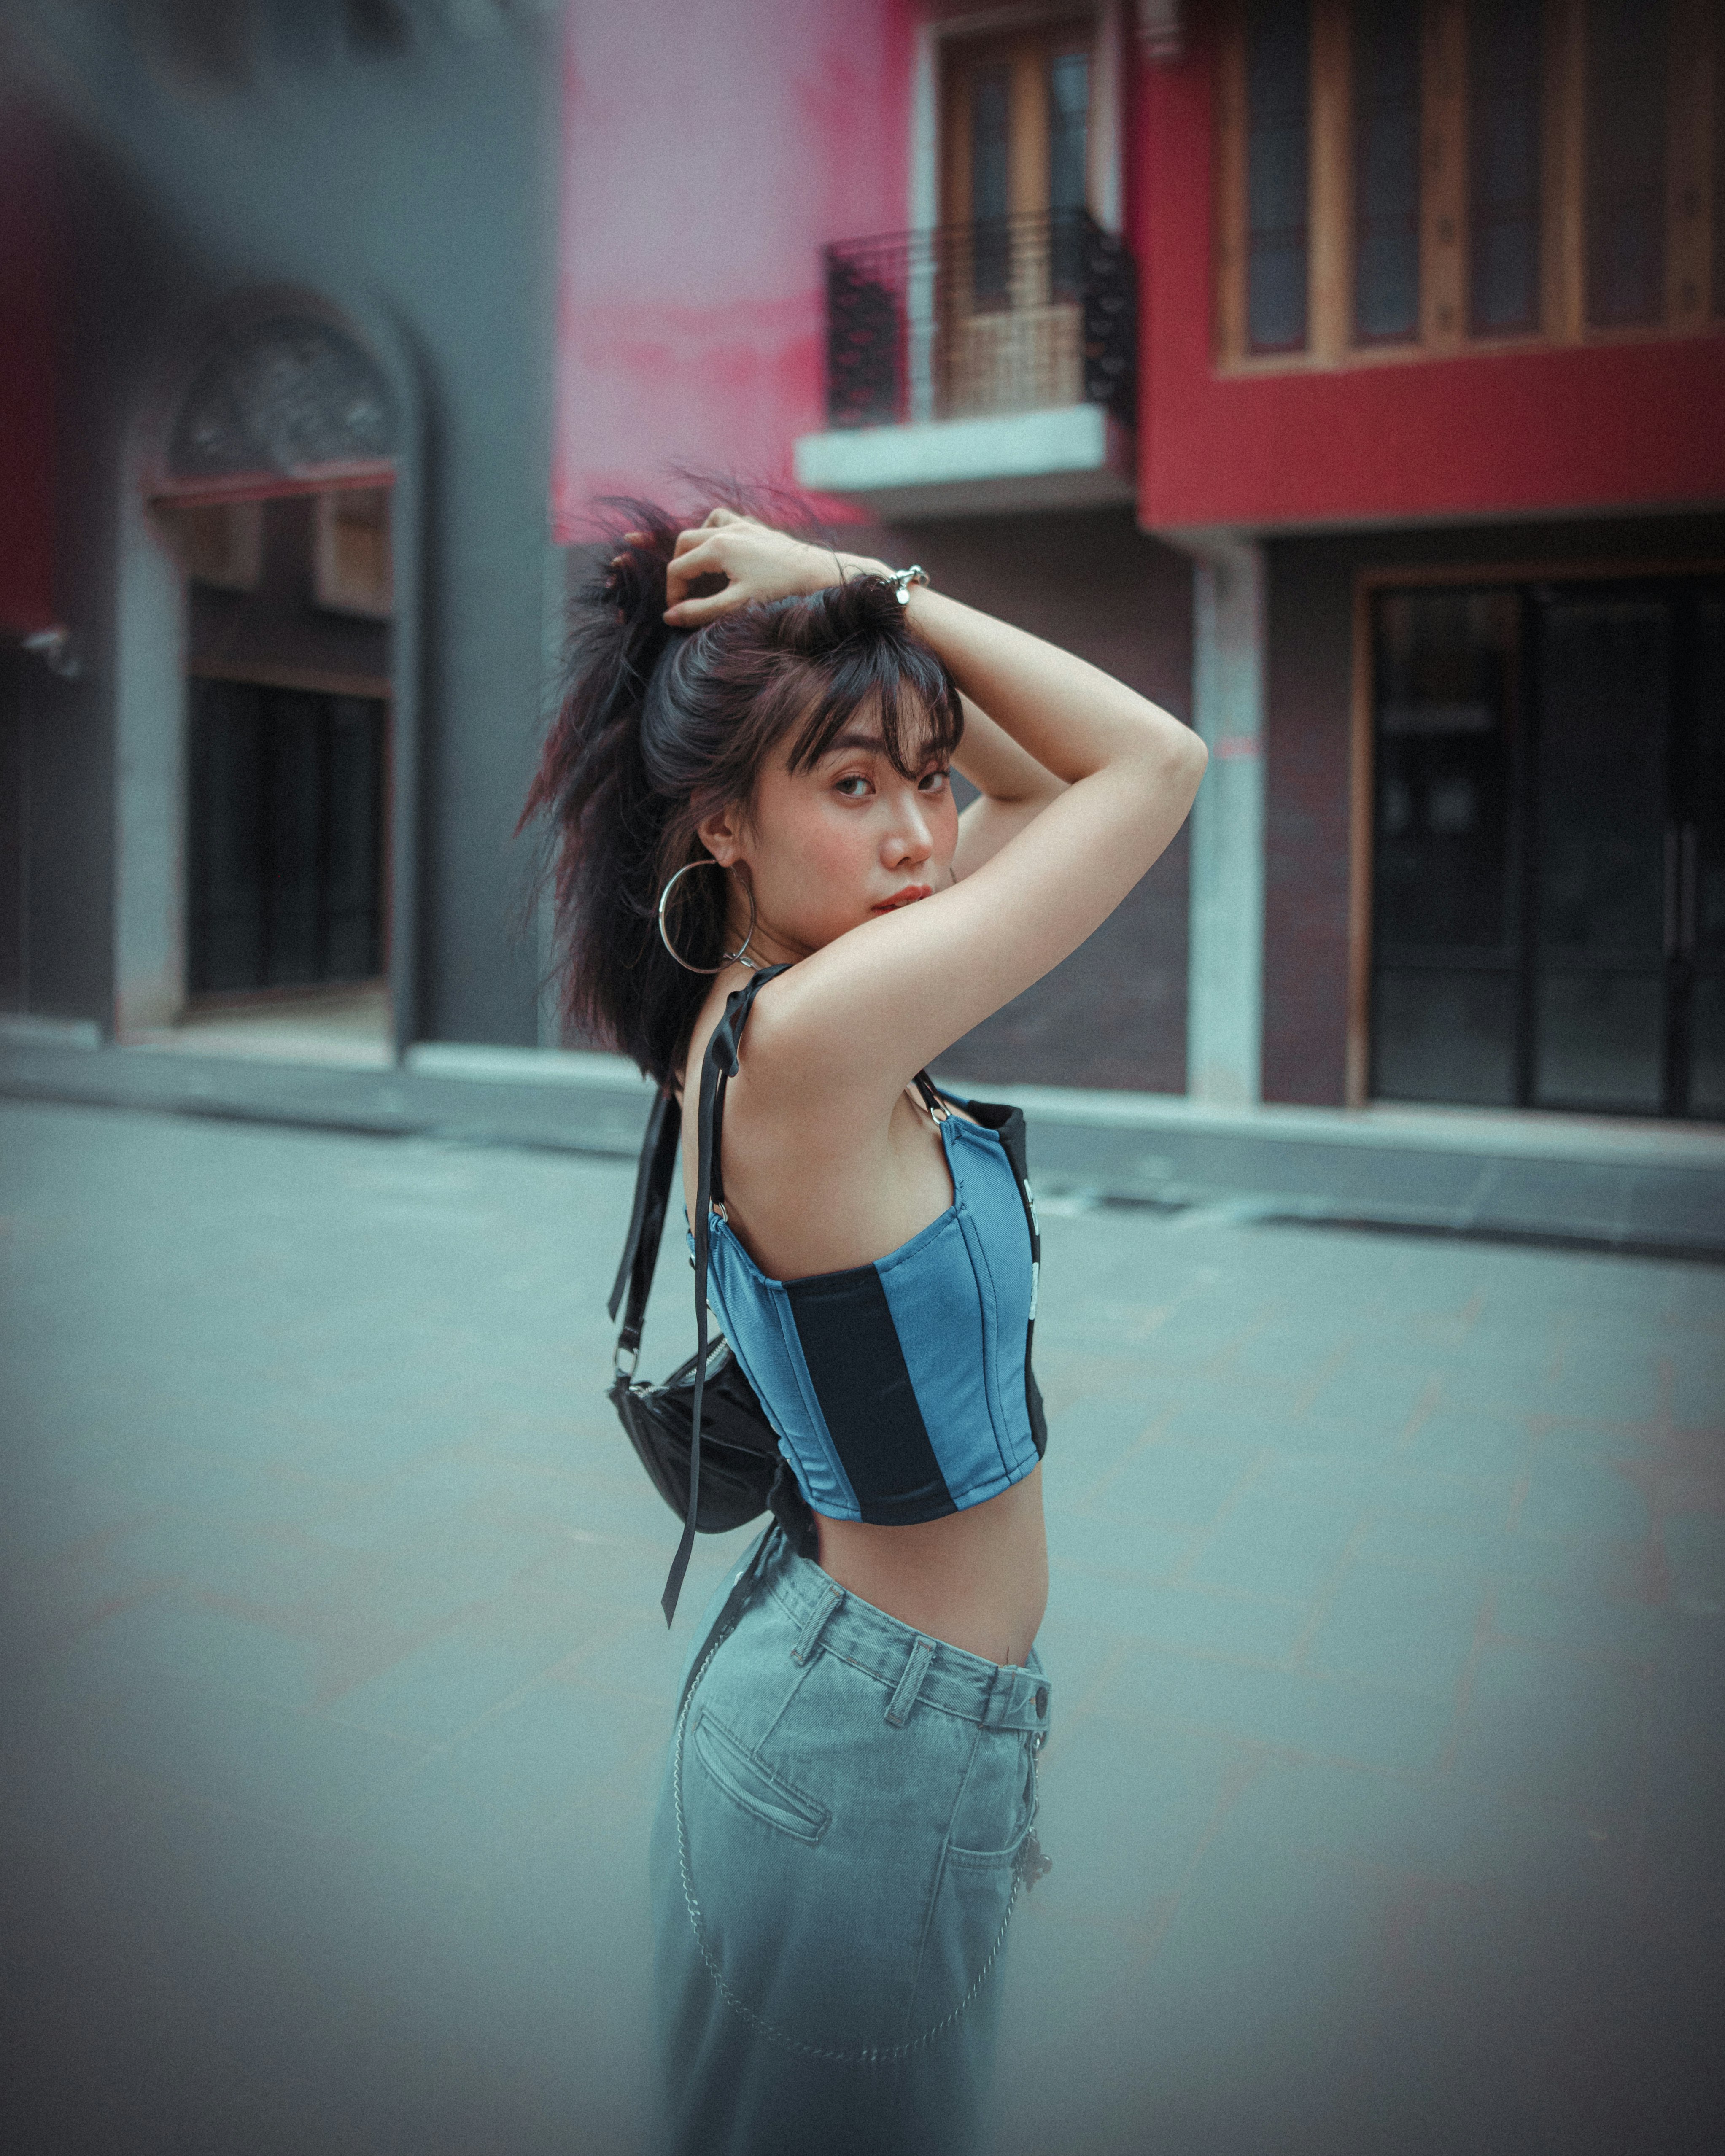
[[939, 12, 1100, 232], [1216, 0, 1725, 372], [158, 498, 264, 593], [313, 486, 394, 621]]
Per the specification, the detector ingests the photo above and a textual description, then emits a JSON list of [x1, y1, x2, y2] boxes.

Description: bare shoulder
[[676, 969, 887, 1211]]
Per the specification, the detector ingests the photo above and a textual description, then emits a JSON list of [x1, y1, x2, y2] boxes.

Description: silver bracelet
[[885, 564, 930, 606]]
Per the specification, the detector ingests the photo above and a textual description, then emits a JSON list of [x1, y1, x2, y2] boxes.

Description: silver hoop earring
[[656, 859, 760, 974]]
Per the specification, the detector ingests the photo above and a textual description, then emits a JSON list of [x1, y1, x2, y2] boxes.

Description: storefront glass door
[[1371, 574, 1724, 1119], [188, 679, 386, 997]]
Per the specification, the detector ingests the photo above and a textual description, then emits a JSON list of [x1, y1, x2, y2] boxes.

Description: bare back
[[678, 967, 1048, 1666]]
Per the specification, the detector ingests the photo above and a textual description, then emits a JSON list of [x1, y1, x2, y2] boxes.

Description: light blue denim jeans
[[649, 1523, 1052, 2156]]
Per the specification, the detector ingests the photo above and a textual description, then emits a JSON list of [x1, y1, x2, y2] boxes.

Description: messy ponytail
[[520, 499, 964, 1088]]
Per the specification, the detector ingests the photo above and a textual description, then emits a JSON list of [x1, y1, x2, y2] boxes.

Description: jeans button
[[1034, 1684, 1048, 1717]]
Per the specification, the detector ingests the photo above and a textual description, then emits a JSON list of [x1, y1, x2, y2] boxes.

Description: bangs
[[778, 637, 963, 780]]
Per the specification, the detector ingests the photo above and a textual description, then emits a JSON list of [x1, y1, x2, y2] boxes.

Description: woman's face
[[706, 702, 959, 962]]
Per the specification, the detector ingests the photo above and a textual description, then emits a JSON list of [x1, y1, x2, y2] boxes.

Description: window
[[1353, 0, 1422, 342], [188, 681, 386, 995], [1585, 0, 1669, 327], [1219, 0, 1725, 366], [1468, 0, 1542, 334], [1245, 0, 1312, 351]]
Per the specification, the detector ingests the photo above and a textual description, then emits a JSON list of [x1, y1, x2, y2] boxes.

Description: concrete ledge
[[938, 1074, 1725, 1169], [404, 1042, 655, 1091], [0, 1015, 103, 1050], [3, 1035, 1722, 1261], [793, 405, 1134, 520]]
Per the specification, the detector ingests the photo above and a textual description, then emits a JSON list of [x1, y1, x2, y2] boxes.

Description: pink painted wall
[[554, 4, 1725, 547], [1135, 29, 1725, 535], [552, 0, 919, 541]]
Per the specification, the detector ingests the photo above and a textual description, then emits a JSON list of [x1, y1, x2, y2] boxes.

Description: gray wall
[[875, 508, 1195, 1094], [1, 0, 562, 1044]]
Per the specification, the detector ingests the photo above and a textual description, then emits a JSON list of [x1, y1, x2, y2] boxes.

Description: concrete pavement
[[2, 1095, 1722, 2154]]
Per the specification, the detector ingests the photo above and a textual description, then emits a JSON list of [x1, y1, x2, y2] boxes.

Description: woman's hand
[[660, 507, 888, 627]]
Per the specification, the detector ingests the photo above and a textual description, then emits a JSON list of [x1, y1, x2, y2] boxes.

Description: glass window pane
[[972, 66, 1011, 304], [1247, 0, 1310, 352], [264, 690, 324, 989], [1373, 589, 1520, 952], [1472, 222, 1539, 334], [1534, 595, 1670, 1114], [0, 649, 22, 1009], [1374, 968, 1518, 1105], [1353, 0, 1421, 342], [189, 679, 265, 994], [1686, 596, 1725, 1113], [1534, 970, 1665, 1110], [1585, 0, 1668, 327], [1690, 600, 1725, 962], [1248, 241, 1308, 350], [324, 696, 384, 980], [1690, 973, 1725, 1117], [1048, 52, 1089, 212], [1468, 0, 1542, 333], [1537, 600, 1668, 959], [1048, 49, 1090, 298]]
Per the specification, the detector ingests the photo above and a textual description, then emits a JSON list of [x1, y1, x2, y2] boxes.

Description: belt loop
[[884, 1636, 935, 1727], [790, 1579, 843, 1665]]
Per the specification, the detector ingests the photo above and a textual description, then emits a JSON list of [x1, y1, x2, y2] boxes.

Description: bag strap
[[662, 961, 792, 1627], [607, 1082, 682, 1374], [912, 1070, 949, 1124]]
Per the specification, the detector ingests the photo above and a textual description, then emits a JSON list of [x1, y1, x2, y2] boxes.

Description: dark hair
[[520, 500, 964, 1087]]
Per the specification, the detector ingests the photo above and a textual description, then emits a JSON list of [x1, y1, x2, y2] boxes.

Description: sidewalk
[[4, 1017, 1723, 1260]]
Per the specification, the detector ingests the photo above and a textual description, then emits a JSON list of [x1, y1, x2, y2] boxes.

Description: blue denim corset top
[[687, 1087, 1048, 1526]]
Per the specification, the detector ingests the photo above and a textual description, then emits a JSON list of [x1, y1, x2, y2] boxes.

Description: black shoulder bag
[[606, 964, 814, 1626]]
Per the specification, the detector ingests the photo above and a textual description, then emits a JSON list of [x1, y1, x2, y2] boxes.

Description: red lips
[[871, 884, 933, 914]]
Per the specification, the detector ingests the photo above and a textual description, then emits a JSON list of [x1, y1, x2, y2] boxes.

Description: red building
[[555, 0, 1725, 1120]]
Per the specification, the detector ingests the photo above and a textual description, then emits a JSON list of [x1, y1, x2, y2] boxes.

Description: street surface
[[3, 1097, 1722, 2155]]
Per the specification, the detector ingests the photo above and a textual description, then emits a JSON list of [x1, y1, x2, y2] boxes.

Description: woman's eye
[[920, 767, 951, 793], [835, 775, 871, 798]]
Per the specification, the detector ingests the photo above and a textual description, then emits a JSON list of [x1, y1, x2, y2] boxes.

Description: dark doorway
[[188, 678, 386, 996], [1370, 574, 1724, 1118], [0, 643, 24, 1008]]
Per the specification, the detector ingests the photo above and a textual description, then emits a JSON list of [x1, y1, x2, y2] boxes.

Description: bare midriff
[[813, 1462, 1048, 1668]]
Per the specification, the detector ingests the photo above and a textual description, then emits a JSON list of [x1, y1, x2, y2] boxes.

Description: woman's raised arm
[[664, 515, 1207, 1106]]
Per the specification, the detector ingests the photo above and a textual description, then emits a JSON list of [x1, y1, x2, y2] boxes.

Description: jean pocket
[[945, 1737, 1038, 1868], [692, 1708, 831, 1845]]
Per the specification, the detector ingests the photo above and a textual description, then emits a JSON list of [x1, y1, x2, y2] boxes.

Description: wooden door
[[939, 19, 1094, 415]]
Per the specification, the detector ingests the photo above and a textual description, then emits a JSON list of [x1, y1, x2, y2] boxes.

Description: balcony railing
[[823, 209, 1136, 432]]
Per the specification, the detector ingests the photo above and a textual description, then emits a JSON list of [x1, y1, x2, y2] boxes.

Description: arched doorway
[[146, 305, 401, 1061]]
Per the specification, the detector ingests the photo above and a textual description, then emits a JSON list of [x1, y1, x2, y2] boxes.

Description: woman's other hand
[[662, 507, 888, 627]]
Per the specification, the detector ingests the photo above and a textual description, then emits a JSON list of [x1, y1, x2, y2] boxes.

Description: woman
[[526, 503, 1205, 2156]]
